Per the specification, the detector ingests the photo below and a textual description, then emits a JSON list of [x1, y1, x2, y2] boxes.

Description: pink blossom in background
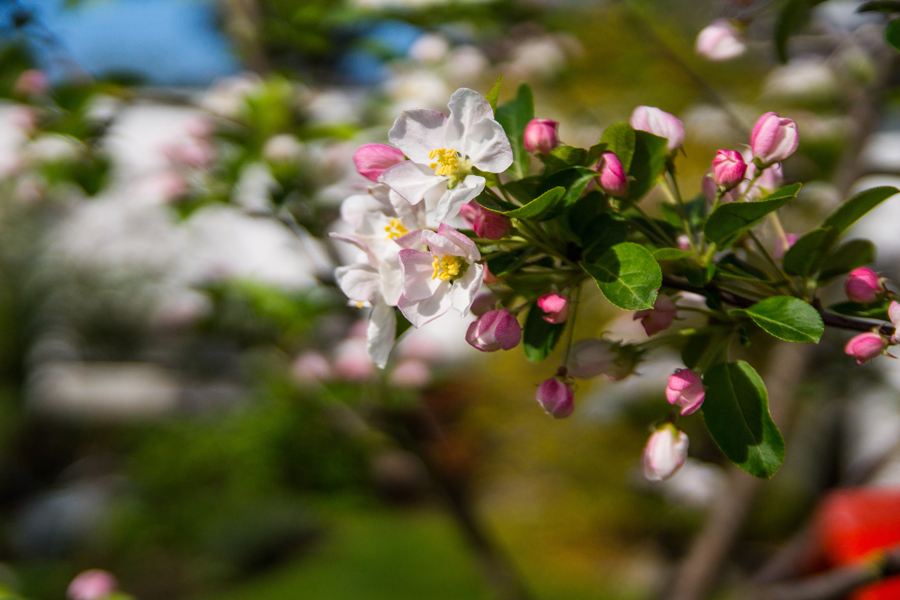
[[695, 19, 746, 61], [389, 359, 432, 388], [67, 570, 117, 600]]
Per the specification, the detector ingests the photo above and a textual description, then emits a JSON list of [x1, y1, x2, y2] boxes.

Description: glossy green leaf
[[653, 248, 693, 261], [582, 214, 628, 262], [485, 76, 502, 112], [817, 239, 876, 282], [858, 0, 900, 11], [487, 247, 533, 278], [742, 296, 824, 343], [542, 145, 587, 175], [702, 361, 785, 479], [888, 19, 900, 50], [523, 301, 566, 361], [566, 191, 609, 243], [475, 192, 518, 213], [782, 227, 836, 276], [502, 187, 566, 220], [540, 166, 598, 207], [821, 186, 899, 232], [628, 131, 669, 200], [495, 84, 534, 179], [703, 183, 801, 247], [600, 122, 636, 171], [581, 242, 661, 310]]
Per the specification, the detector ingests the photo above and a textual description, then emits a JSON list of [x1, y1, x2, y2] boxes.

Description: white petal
[[367, 302, 396, 368], [443, 88, 494, 151], [388, 108, 447, 163], [398, 284, 453, 328], [435, 222, 481, 262], [432, 175, 484, 222], [335, 264, 382, 304], [330, 233, 376, 266], [465, 119, 514, 173], [450, 263, 484, 316], [381, 161, 446, 206], [379, 255, 404, 306], [389, 190, 426, 230], [398, 249, 442, 301]]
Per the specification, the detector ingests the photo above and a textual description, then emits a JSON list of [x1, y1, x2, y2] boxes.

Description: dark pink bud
[[665, 368, 706, 415], [711, 149, 747, 190], [523, 119, 560, 154], [595, 152, 628, 198], [750, 112, 799, 165], [633, 295, 677, 336], [535, 378, 574, 418], [353, 143, 405, 182], [630, 106, 685, 152], [845, 268, 884, 304], [460, 200, 512, 240], [537, 293, 569, 324], [466, 309, 521, 352], [844, 332, 888, 365]]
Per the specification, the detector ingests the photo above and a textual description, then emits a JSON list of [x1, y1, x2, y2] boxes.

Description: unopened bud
[[634, 295, 677, 337], [630, 106, 685, 153], [665, 368, 705, 415], [466, 309, 521, 352], [459, 200, 512, 240], [845, 268, 885, 304], [845, 332, 888, 365], [643, 424, 689, 481], [750, 112, 799, 166], [523, 119, 560, 155], [595, 152, 628, 198], [711, 149, 747, 190], [537, 293, 569, 324], [536, 378, 574, 418]]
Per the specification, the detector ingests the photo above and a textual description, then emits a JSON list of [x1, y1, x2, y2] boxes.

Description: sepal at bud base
[[643, 424, 689, 481], [536, 378, 574, 418]]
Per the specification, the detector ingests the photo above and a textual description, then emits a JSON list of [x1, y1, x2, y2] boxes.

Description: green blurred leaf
[[542, 145, 587, 175], [782, 227, 836, 276], [822, 186, 899, 232], [485, 76, 502, 112], [496, 84, 534, 179], [703, 183, 801, 247], [581, 242, 661, 310], [600, 122, 636, 171], [817, 239, 876, 282], [858, 0, 900, 11], [775, 0, 816, 63], [887, 19, 900, 50], [487, 247, 533, 278], [653, 248, 693, 261], [522, 301, 565, 361], [582, 214, 628, 262], [627, 131, 669, 200], [828, 300, 890, 320], [741, 296, 824, 343], [702, 361, 785, 479]]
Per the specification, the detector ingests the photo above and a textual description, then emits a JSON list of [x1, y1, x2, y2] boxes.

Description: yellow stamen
[[428, 148, 461, 177], [431, 254, 461, 281], [384, 218, 409, 241]]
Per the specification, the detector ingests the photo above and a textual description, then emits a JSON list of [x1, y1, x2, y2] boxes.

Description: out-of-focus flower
[[537, 293, 569, 324], [634, 295, 677, 336], [845, 268, 885, 304], [409, 33, 450, 64], [567, 338, 636, 380], [200, 73, 261, 119], [263, 134, 304, 164], [14, 69, 50, 96], [643, 425, 689, 481], [712, 149, 747, 190], [676, 235, 691, 251], [665, 369, 706, 415], [390, 359, 431, 388], [466, 309, 521, 352], [595, 152, 628, 198], [67, 570, 117, 600], [536, 378, 574, 418], [845, 332, 888, 365], [630, 106, 684, 153], [459, 200, 512, 240], [890, 301, 900, 343], [353, 143, 406, 182], [333, 338, 376, 381], [292, 351, 332, 384], [523, 119, 560, 155], [164, 137, 217, 170], [397, 224, 484, 328], [381, 88, 513, 222], [695, 19, 746, 61], [751, 112, 799, 166]]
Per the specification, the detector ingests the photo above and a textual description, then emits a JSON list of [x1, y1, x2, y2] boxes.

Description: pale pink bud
[[750, 112, 799, 165], [845, 268, 884, 304], [67, 570, 117, 600], [643, 425, 689, 481], [537, 293, 569, 324], [634, 295, 678, 336], [567, 339, 635, 380], [630, 106, 685, 153], [470, 292, 497, 316], [389, 359, 431, 388], [890, 301, 900, 343], [466, 309, 521, 352], [354, 143, 405, 182], [292, 351, 331, 384], [665, 368, 706, 415], [523, 119, 560, 154], [712, 149, 747, 190], [595, 152, 628, 198], [695, 19, 746, 61], [14, 69, 50, 96], [845, 332, 888, 365], [676, 235, 691, 251], [536, 378, 574, 418], [459, 200, 512, 240]]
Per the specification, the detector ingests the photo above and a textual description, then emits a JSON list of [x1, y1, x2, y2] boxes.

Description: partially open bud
[[466, 309, 521, 352], [711, 149, 747, 190], [595, 152, 628, 198], [695, 19, 746, 61], [845, 332, 888, 365], [67, 570, 117, 600], [536, 378, 574, 418], [523, 119, 560, 155], [665, 368, 706, 415], [750, 112, 799, 166], [634, 295, 677, 336], [354, 143, 405, 182], [459, 200, 512, 240], [537, 293, 569, 324], [470, 291, 498, 316], [845, 268, 885, 304], [643, 424, 689, 481], [630, 106, 685, 153]]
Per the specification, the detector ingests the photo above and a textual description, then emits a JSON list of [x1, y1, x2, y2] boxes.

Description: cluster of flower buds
[[842, 269, 899, 365]]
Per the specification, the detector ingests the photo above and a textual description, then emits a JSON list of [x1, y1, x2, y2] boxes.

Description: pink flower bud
[[890, 301, 900, 343], [292, 351, 331, 384], [695, 19, 746, 61], [567, 339, 636, 380], [470, 292, 497, 316], [595, 152, 629, 198], [630, 106, 685, 153], [634, 295, 678, 336], [466, 309, 521, 352], [643, 425, 689, 481], [389, 359, 431, 388], [14, 69, 50, 96], [676, 235, 691, 251], [845, 268, 884, 304], [459, 200, 512, 240], [523, 119, 560, 154], [353, 143, 405, 182], [536, 378, 574, 418], [750, 112, 799, 165], [67, 570, 117, 600], [665, 368, 706, 415], [845, 332, 888, 365], [711, 149, 747, 190], [537, 293, 569, 324]]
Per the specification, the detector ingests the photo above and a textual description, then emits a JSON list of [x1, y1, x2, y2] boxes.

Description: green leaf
[[702, 361, 785, 479], [475, 191, 518, 213], [829, 300, 890, 320], [661, 194, 707, 231], [782, 227, 836, 276], [703, 183, 801, 247], [395, 308, 413, 340], [888, 19, 900, 50], [487, 247, 534, 278], [495, 84, 534, 179], [581, 242, 661, 310], [821, 186, 899, 232], [540, 166, 598, 207], [582, 214, 628, 262], [817, 239, 876, 282], [566, 191, 609, 243], [502, 177, 541, 204], [742, 296, 824, 343], [628, 131, 669, 200], [523, 301, 566, 361], [775, 0, 812, 63], [653, 248, 693, 261], [542, 145, 587, 175], [485, 76, 502, 112], [858, 0, 900, 12], [600, 122, 636, 171], [503, 187, 566, 220], [681, 332, 714, 370]]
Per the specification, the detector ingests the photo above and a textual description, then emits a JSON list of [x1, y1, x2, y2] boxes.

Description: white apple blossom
[[381, 88, 513, 223], [397, 224, 484, 328]]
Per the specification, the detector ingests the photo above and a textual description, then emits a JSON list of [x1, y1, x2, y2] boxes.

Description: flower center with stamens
[[432, 254, 462, 281], [384, 218, 409, 241]]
